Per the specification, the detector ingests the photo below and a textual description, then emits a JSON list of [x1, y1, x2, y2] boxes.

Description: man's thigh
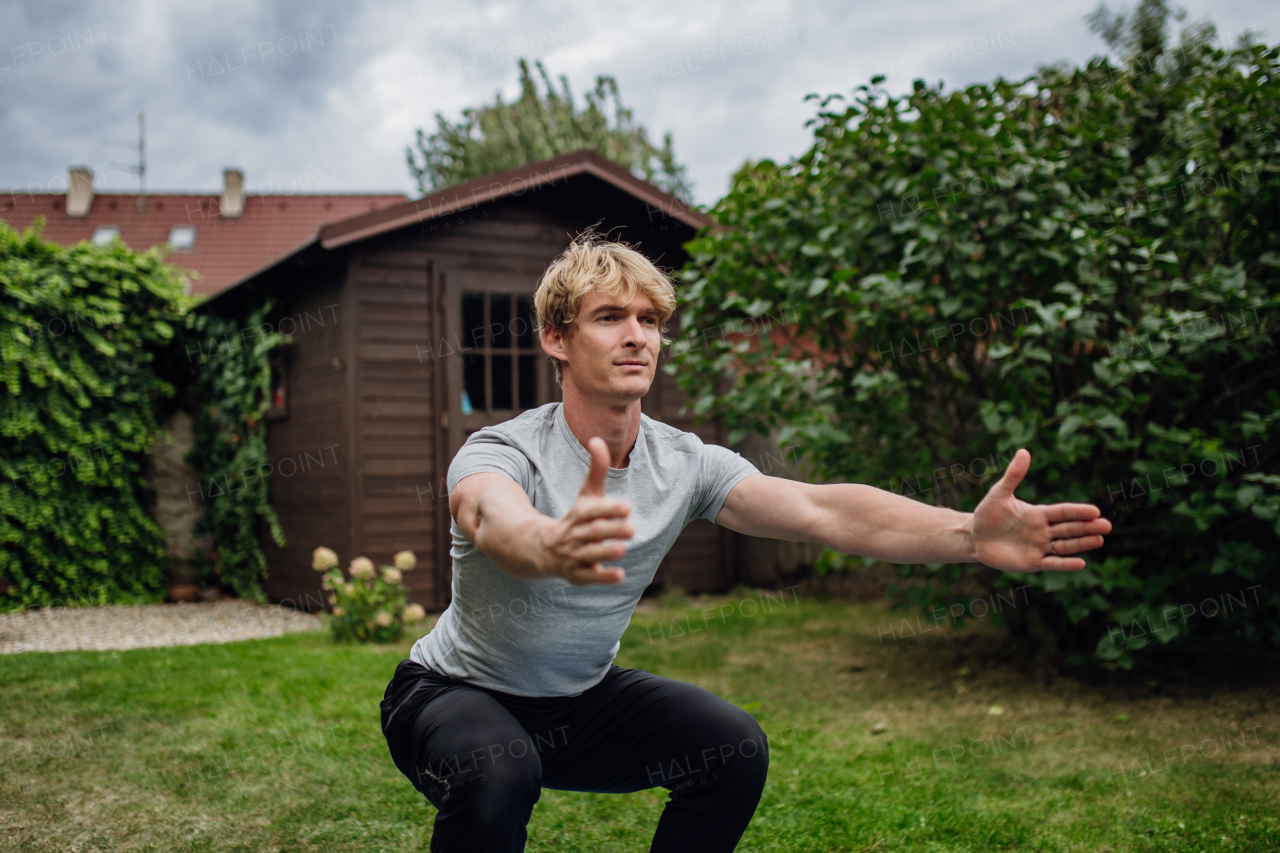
[[529, 666, 769, 795]]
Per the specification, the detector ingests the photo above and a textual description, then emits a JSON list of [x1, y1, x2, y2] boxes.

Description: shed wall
[[355, 198, 734, 607], [259, 182, 733, 611], [348, 246, 442, 606], [261, 267, 350, 609]]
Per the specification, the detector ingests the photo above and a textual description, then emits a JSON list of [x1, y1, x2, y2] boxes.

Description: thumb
[[988, 447, 1031, 500], [579, 436, 609, 498]]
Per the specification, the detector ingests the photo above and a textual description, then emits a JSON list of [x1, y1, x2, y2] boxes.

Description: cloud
[[0, 0, 1273, 205]]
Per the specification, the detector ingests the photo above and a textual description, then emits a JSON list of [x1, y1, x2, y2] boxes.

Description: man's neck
[[560, 381, 642, 469]]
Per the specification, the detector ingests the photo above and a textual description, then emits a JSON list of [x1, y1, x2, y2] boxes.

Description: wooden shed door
[[435, 264, 560, 604]]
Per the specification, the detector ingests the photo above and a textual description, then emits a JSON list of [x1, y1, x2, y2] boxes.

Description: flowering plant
[[311, 547, 427, 643]]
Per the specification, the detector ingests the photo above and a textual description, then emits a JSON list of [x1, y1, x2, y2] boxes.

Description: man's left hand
[[969, 448, 1112, 572]]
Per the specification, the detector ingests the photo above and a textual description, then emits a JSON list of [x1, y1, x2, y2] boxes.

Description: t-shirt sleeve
[[693, 442, 762, 524], [447, 432, 535, 497]]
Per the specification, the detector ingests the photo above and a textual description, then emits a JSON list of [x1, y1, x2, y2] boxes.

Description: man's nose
[[620, 316, 648, 345]]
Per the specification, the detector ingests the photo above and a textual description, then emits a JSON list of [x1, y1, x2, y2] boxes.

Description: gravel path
[[0, 599, 324, 655]]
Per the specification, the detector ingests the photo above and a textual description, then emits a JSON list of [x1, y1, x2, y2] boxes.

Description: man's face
[[543, 288, 662, 404]]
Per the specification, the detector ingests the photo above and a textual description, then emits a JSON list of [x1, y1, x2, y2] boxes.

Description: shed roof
[[200, 150, 712, 312], [317, 149, 710, 249]]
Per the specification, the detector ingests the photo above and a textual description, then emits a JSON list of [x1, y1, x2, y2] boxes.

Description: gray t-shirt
[[410, 402, 760, 696]]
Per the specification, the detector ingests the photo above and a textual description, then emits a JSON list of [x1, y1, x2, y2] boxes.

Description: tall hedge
[[0, 222, 188, 610], [671, 39, 1279, 666]]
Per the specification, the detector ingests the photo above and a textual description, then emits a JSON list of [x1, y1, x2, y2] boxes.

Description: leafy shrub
[[311, 546, 427, 643], [671, 34, 1279, 666], [0, 221, 189, 610], [184, 300, 287, 601]]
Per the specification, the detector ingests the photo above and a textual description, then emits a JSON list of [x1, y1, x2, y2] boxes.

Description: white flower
[[326, 594, 336, 606], [374, 611, 393, 627], [404, 604, 426, 623], [381, 567, 402, 585], [332, 606, 345, 617], [394, 550, 417, 571], [311, 546, 339, 572], [349, 557, 374, 579]]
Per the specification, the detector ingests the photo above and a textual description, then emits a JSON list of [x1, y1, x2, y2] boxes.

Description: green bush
[[310, 546, 426, 643], [184, 301, 287, 601], [671, 34, 1279, 666], [0, 221, 189, 610]]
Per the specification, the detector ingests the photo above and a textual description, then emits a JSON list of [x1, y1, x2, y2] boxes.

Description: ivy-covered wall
[[0, 221, 188, 610], [1, 221, 291, 609], [183, 300, 288, 602]]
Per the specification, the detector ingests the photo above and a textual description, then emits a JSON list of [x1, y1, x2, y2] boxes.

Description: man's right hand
[[534, 437, 632, 586]]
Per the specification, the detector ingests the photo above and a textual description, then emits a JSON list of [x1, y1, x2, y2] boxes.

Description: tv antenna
[[105, 111, 146, 211]]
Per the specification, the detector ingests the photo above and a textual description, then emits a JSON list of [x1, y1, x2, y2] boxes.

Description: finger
[[1043, 502, 1103, 523], [986, 447, 1031, 500], [1048, 534, 1106, 555], [578, 437, 611, 498], [569, 540, 628, 564], [573, 498, 632, 522], [566, 564, 626, 586], [573, 517, 635, 543], [1046, 519, 1112, 539], [1034, 555, 1087, 572]]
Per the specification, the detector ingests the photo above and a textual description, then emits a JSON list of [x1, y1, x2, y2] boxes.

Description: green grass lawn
[[2, 592, 1276, 852]]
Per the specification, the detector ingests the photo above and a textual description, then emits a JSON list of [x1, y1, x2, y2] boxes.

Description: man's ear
[[541, 324, 571, 378], [540, 320, 576, 356], [541, 324, 565, 361]]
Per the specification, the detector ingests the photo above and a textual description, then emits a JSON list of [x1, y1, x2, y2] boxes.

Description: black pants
[[380, 658, 769, 852]]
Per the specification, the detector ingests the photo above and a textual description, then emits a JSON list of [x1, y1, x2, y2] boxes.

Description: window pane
[[269, 357, 286, 412], [462, 292, 485, 349], [492, 354, 513, 409], [518, 355, 537, 409], [463, 353, 486, 412], [91, 226, 120, 246], [516, 295, 535, 349], [168, 225, 196, 251], [490, 293, 511, 348]]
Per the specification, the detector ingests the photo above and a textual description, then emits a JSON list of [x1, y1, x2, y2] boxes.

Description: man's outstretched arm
[[713, 448, 1111, 573]]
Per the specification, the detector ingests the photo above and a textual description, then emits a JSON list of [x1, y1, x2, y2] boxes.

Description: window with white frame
[[91, 226, 120, 246], [168, 225, 196, 251]]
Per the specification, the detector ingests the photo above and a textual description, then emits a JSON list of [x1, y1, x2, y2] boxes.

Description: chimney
[[67, 167, 94, 217], [219, 168, 244, 218]]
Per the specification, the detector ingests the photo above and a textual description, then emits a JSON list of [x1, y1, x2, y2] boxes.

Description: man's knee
[[424, 753, 541, 851], [454, 763, 540, 819], [668, 702, 769, 790], [719, 707, 769, 783], [433, 745, 543, 828]]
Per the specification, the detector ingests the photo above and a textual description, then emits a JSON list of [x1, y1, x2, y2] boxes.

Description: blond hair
[[534, 233, 678, 387]]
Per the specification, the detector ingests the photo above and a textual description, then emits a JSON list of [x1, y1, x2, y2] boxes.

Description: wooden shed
[[198, 150, 734, 611]]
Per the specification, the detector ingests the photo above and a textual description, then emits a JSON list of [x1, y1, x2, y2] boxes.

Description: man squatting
[[379, 235, 1111, 852]]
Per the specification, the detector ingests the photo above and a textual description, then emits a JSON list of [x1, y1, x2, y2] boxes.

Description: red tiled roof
[[0, 191, 407, 296]]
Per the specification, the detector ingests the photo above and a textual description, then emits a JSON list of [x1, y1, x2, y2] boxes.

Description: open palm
[[971, 449, 1112, 572]]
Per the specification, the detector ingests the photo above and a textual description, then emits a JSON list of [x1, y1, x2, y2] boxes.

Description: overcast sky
[[1, 0, 1274, 207]]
